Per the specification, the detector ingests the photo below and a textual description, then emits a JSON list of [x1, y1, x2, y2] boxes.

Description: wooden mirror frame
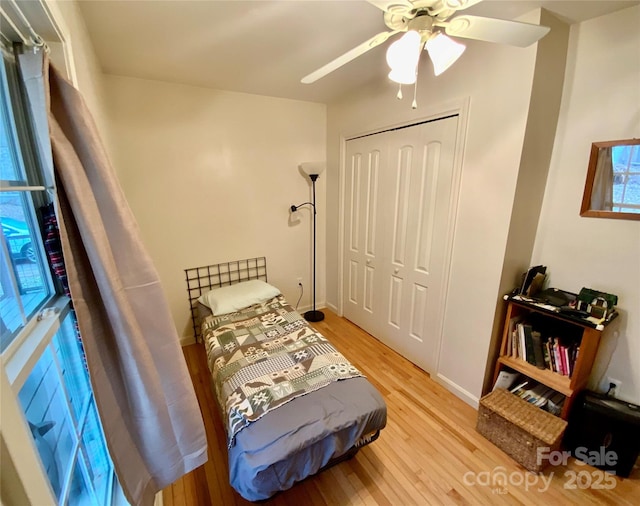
[[580, 138, 640, 221]]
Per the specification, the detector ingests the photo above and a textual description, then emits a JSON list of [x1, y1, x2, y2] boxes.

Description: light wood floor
[[164, 309, 639, 505]]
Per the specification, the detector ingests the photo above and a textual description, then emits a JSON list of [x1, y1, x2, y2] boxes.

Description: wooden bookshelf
[[493, 296, 616, 420]]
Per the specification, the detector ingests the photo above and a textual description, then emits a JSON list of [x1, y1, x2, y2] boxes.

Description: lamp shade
[[386, 30, 422, 84], [388, 67, 417, 85], [299, 162, 326, 177], [425, 33, 466, 76]]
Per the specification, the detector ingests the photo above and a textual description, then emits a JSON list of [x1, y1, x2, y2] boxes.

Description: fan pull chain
[[396, 84, 403, 100], [412, 73, 418, 109]]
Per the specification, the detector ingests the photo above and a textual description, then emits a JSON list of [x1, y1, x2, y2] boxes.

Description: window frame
[[580, 138, 640, 221]]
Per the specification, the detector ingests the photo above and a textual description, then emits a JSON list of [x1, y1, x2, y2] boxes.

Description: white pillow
[[197, 280, 280, 315]]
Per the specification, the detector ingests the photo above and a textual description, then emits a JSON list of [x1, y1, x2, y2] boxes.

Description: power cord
[[605, 382, 617, 397], [295, 282, 303, 310]]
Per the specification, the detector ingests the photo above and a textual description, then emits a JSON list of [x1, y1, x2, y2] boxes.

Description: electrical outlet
[[604, 377, 622, 396], [297, 277, 303, 286]]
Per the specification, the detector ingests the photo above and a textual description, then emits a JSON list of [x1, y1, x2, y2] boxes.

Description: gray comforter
[[201, 296, 386, 500]]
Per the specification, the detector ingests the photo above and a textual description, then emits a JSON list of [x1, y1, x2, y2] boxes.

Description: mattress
[[200, 296, 387, 501]]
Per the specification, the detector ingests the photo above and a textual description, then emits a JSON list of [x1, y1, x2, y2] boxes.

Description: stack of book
[[509, 378, 565, 414], [506, 317, 580, 377]]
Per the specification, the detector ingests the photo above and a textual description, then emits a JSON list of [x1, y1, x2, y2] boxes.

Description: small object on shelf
[[519, 265, 547, 297], [576, 288, 618, 313], [547, 392, 565, 416], [559, 306, 590, 318], [477, 389, 568, 472], [536, 288, 575, 307]]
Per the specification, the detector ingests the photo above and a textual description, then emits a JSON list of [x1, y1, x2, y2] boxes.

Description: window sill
[[3, 295, 70, 389]]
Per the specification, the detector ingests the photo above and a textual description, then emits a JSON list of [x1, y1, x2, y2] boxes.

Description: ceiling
[[77, 0, 638, 104]]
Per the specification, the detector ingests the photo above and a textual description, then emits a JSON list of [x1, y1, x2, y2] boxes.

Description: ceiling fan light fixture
[[386, 30, 422, 84], [425, 33, 466, 76], [388, 67, 417, 85]]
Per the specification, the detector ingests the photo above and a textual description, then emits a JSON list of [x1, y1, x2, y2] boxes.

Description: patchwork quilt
[[202, 295, 363, 448]]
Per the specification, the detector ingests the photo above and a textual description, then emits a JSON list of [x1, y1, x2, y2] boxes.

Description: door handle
[[366, 259, 372, 264], [394, 268, 399, 274]]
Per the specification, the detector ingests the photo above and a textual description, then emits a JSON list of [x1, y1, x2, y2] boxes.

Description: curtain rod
[[1, 0, 46, 50]]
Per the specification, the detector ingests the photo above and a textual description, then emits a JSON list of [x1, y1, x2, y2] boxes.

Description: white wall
[[532, 5, 640, 404], [45, 0, 113, 152], [483, 10, 570, 390], [327, 12, 546, 405], [103, 75, 326, 338]]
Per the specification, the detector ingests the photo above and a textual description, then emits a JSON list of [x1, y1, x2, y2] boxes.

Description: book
[[545, 339, 556, 372], [560, 346, 571, 376], [510, 380, 530, 394], [542, 339, 552, 370], [520, 265, 547, 296], [513, 382, 553, 408], [517, 323, 527, 362], [493, 371, 520, 391], [523, 324, 536, 366], [506, 315, 522, 357], [553, 338, 564, 375], [531, 330, 545, 369]]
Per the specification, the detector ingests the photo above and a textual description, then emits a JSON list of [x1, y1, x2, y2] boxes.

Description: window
[[0, 48, 123, 505], [0, 52, 53, 350], [612, 144, 640, 213], [17, 309, 114, 505]]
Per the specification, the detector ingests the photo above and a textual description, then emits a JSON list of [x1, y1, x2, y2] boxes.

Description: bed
[[185, 257, 387, 501]]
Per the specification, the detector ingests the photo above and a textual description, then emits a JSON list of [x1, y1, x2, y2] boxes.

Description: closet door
[[379, 117, 458, 373], [343, 136, 383, 338], [343, 116, 459, 373]]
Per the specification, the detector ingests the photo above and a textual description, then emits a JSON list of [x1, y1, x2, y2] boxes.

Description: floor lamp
[[290, 162, 325, 322]]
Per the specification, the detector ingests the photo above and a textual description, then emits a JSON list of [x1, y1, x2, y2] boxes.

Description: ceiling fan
[[301, 0, 550, 86]]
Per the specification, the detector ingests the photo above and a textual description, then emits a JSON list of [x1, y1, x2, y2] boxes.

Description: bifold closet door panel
[[343, 115, 458, 373], [343, 137, 384, 339]]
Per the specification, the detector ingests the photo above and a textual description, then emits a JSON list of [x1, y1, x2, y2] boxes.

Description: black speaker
[[565, 390, 640, 477]]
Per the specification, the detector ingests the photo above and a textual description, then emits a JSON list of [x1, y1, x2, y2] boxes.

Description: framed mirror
[[580, 139, 640, 220]]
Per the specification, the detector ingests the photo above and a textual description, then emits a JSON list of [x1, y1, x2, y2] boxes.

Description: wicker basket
[[477, 388, 568, 472]]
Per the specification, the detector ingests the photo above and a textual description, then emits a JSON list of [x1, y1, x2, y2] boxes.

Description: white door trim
[[337, 96, 470, 377]]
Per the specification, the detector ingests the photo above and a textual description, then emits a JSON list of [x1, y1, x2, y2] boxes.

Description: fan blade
[[301, 31, 399, 84], [366, 0, 414, 13], [441, 15, 550, 47]]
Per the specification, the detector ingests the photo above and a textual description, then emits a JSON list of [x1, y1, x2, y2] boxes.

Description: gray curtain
[[31, 55, 206, 505]]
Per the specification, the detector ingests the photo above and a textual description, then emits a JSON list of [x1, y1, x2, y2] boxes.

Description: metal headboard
[[184, 256, 267, 342]]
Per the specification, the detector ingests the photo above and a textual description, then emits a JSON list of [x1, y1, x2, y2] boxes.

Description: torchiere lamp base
[[304, 310, 325, 322]]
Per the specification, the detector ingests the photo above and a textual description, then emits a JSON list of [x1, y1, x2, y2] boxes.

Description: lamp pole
[[291, 163, 325, 322], [291, 175, 324, 322], [305, 174, 324, 322]]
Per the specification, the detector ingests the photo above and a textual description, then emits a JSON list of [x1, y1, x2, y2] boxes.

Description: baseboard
[[180, 335, 195, 347], [326, 301, 339, 313], [435, 373, 479, 409]]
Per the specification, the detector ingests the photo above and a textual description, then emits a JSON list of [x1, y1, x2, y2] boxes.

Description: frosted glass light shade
[[388, 67, 417, 85], [299, 162, 326, 177], [425, 33, 465, 76], [386, 30, 422, 84]]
